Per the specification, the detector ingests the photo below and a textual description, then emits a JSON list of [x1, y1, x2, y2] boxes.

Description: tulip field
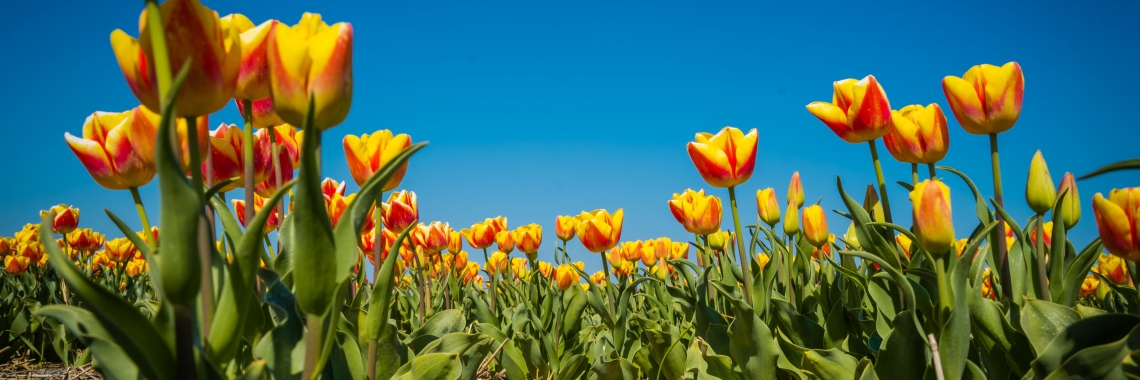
[[4, 1, 1140, 380]]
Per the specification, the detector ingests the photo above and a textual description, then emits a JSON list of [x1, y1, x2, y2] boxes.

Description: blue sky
[[2, 0, 1138, 276]]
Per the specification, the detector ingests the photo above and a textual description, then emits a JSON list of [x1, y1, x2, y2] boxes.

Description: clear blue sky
[[3, 0, 1138, 276]]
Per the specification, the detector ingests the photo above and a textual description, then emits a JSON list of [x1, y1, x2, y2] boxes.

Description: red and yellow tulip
[[236, 98, 286, 129], [448, 230, 463, 255], [911, 179, 955, 255], [554, 264, 580, 290], [206, 124, 272, 192], [16, 243, 44, 264], [756, 188, 780, 227], [1079, 274, 1100, 298], [686, 126, 758, 188], [555, 215, 576, 242], [514, 224, 542, 259], [668, 189, 722, 235], [495, 230, 515, 254], [5, 255, 31, 276], [802, 204, 829, 248], [1097, 254, 1130, 285], [941, 62, 1024, 135], [343, 130, 412, 191], [267, 13, 354, 130], [381, 190, 418, 232], [1092, 187, 1140, 261], [806, 75, 892, 144], [233, 195, 280, 231], [219, 14, 278, 102], [884, 104, 949, 164], [64, 109, 157, 190], [41, 205, 80, 234], [788, 172, 804, 208], [574, 209, 624, 253], [105, 238, 137, 263], [462, 219, 499, 250], [1057, 172, 1081, 230], [413, 222, 451, 255]]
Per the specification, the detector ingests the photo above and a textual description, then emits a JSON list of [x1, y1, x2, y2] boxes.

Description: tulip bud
[[461, 218, 498, 250], [686, 127, 759, 188], [668, 189, 723, 235], [574, 209, 624, 253], [1092, 188, 1140, 261], [447, 230, 463, 255], [756, 188, 781, 227], [670, 242, 689, 260], [40, 204, 80, 234], [788, 172, 804, 208], [1026, 150, 1056, 214], [883, 104, 950, 164], [555, 215, 576, 242], [756, 253, 771, 269], [784, 204, 800, 236], [802, 205, 829, 248], [537, 261, 553, 278], [843, 222, 860, 250], [1057, 172, 1081, 230], [864, 185, 885, 223], [708, 231, 729, 251], [910, 179, 955, 255], [589, 271, 607, 287], [980, 268, 997, 300], [16, 242, 44, 263], [0, 237, 13, 257], [554, 264, 580, 290]]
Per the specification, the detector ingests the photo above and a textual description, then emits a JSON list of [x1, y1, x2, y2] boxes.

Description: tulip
[[1029, 222, 1054, 249], [884, 104, 950, 164], [463, 262, 480, 284], [138, 227, 161, 246], [89, 252, 114, 275], [111, 0, 240, 117], [271, 125, 302, 167], [843, 223, 861, 250], [65, 109, 156, 190], [447, 230, 463, 255], [572, 261, 585, 272], [105, 238, 137, 263], [802, 205, 829, 248], [708, 231, 730, 252], [1097, 254, 1130, 285], [267, 13, 354, 130], [1092, 188, 1140, 261], [811, 235, 834, 260], [954, 238, 976, 258], [15, 243, 44, 263], [326, 192, 374, 233], [613, 260, 635, 278], [574, 209, 624, 253], [788, 172, 804, 208], [514, 224, 542, 259], [784, 204, 800, 236], [371, 228, 411, 266], [343, 130, 413, 191], [0, 237, 13, 257], [554, 264, 580, 290], [554, 215, 576, 242], [590, 271, 607, 287], [453, 251, 468, 273], [980, 268, 997, 300], [462, 219, 498, 250], [1079, 274, 1100, 298], [381, 190, 418, 232], [534, 261, 552, 278], [670, 242, 689, 260], [321, 178, 347, 199], [756, 253, 771, 269], [668, 189, 723, 235], [941, 62, 1025, 135], [1057, 173, 1081, 230], [510, 258, 528, 280], [206, 124, 273, 192], [126, 259, 149, 277], [686, 126, 758, 188], [65, 229, 104, 253], [40, 205, 80, 234], [5, 256, 31, 276], [606, 247, 626, 268], [413, 222, 451, 255], [1026, 150, 1056, 214], [254, 146, 295, 197], [806, 75, 892, 144], [619, 241, 644, 263], [233, 195, 280, 231], [15, 224, 40, 246], [910, 179, 955, 255], [640, 238, 663, 267], [219, 15, 278, 101], [486, 251, 509, 276], [756, 188, 780, 227], [236, 98, 286, 129], [496, 230, 516, 254]]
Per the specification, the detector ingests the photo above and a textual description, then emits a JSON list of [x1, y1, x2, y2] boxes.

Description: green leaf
[[643, 328, 687, 380], [34, 306, 139, 380], [1021, 299, 1082, 355], [1078, 158, 1140, 180], [291, 100, 338, 316], [390, 353, 462, 380], [874, 310, 927, 378], [591, 355, 640, 380], [1030, 313, 1140, 378], [419, 333, 492, 380], [501, 339, 531, 380], [331, 330, 365, 380], [1058, 239, 1103, 307], [772, 297, 824, 349], [727, 297, 779, 380], [365, 226, 413, 344], [405, 309, 466, 354], [153, 64, 201, 305], [938, 166, 993, 225], [801, 348, 859, 380]]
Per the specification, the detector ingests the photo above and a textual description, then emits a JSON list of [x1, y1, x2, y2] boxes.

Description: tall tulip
[[911, 179, 956, 314], [555, 215, 576, 242], [788, 172, 804, 208], [1057, 172, 1081, 230], [514, 224, 542, 260], [802, 205, 829, 248], [205, 124, 272, 193], [41, 205, 80, 235], [413, 222, 451, 255], [574, 209, 623, 254], [942, 61, 1025, 300], [5, 256, 31, 276], [554, 264, 579, 291], [1092, 187, 1140, 261], [495, 230, 515, 254], [667, 189, 722, 235], [462, 219, 498, 250], [756, 188, 780, 227], [884, 104, 949, 182], [267, 13, 354, 130], [381, 190, 418, 232], [344, 130, 413, 191]]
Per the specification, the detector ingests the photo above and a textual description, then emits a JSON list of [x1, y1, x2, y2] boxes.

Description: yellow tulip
[[942, 62, 1024, 135], [756, 188, 781, 227], [5, 255, 31, 276], [555, 215, 576, 242], [66, 229, 105, 252], [884, 104, 949, 164], [381, 190, 418, 232], [668, 189, 722, 235], [1097, 254, 1130, 285], [806, 75, 892, 144], [554, 264, 580, 290], [1079, 274, 1100, 298], [205, 124, 273, 192], [1026, 150, 1056, 214], [413, 222, 451, 255], [784, 204, 800, 236], [496, 230, 516, 254], [105, 238, 137, 263], [686, 127, 758, 188], [788, 172, 804, 208], [538, 261, 553, 278], [219, 14, 278, 101], [513, 224, 543, 259], [447, 230, 463, 255], [462, 218, 499, 250], [574, 209, 624, 253], [1057, 172, 1081, 230], [1092, 187, 1140, 261], [802, 205, 829, 248], [64, 108, 156, 190], [267, 13, 354, 130], [911, 179, 955, 255], [343, 130, 412, 190]]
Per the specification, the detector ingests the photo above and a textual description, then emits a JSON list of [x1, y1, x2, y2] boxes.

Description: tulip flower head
[[884, 104, 949, 164], [5, 255, 31, 276], [941, 62, 1025, 135], [802, 204, 829, 248], [462, 218, 499, 250], [708, 231, 731, 252], [235, 97, 286, 130], [495, 230, 516, 254], [1026, 150, 1056, 214], [1057, 173, 1081, 230], [613, 260, 635, 278], [555, 215, 576, 242], [218, 15, 278, 101], [267, 13, 354, 130], [574, 209, 624, 253], [784, 204, 800, 236], [554, 264, 580, 290], [207, 124, 273, 192], [126, 259, 149, 277], [538, 261, 553, 278], [843, 223, 861, 250], [619, 241, 644, 263], [910, 179, 955, 255], [806, 75, 893, 144], [321, 178, 347, 199], [670, 241, 689, 260], [326, 192, 374, 233], [41, 205, 80, 234], [463, 262, 480, 284], [788, 172, 805, 208], [1097, 254, 1130, 285], [65, 109, 157, 190], [756, 188, 781, 227], [413, 222, 451, 255], [233, 195, 280, 231], [514, 224, 543, 259], [254, 146, 295, 197], [447, 230, 463, 255], [1029, 222, 1054, 249], [15, 224, 40, 246], [105, 238, 137, 263], [453, 251, 468, 273], [486, 251, 509, 276], [0, 237, 13, 257], [980, 268, 997, 300], [112, 0, 242, 116], [589, 271, 607, 287], [668, 189, 723, 235], [381, 190, 418, 232], [1091, 188, 1140, 261], [640, 238, 662, 267], [272, 125, 302, 167], [1079, 274, 1100, 298], [343, 130, 413, 191], [16, 243, 44, 263], [686, 126, 758, 188], [606, 246, 626, 267], [756, 253, 771, 270]]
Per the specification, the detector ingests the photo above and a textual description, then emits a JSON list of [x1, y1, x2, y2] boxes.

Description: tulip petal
[[982, 62, 1024, 134], [307, 23, 354, 130], [687, 142, 733, 188], [942, 75, 987, 134], [104, 123, 155, 188], [1094, 194, 1137, 260], [806, 102, 851, 140], [65, 133, 125, 190]]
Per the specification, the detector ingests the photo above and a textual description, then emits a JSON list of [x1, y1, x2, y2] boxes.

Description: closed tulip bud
[[784, 204, 800, 236], [1079, 274, 1100, 298], [495, 230, 515, 254], [756, 188, 781, 227], [802, 205, 829, 248], [207, 124, 273, 192], [686, 127, 759, 188], [942, 62, 1025, 135], [1026, 150, 1056, 214], [514, 224, 542, 259], [806, 75, 893, 144], [884, 104, 950, 164], [606, 247, 626, 267], [538, 261, 553, 278], [105, 238, 137, 263], [756, 253, 771, 269], [41, 205, 80, 234], [381, 190, 418, 232], [343, 130, 413, 190], [1057, 173, 1081, 230], [71, 229, 105, 252], [268, 13, 354, 130], [649, 262, 669, 280], [1097, 254, 1130, 285], [5, 256, 31, 276], [555, 215, 576, 241], [788, 172, 805, 208], [574, 209, 624, 253], [15, 242, 44, 263], [236, 98, 286, 129], [843, 222, 860, 250], [453, 251, 468, 273], [668, 189, 723, 235], [126, 259, 149, 277], [670, 242, 689, 260], [554, 264, 580, 290], [219, 15, 278, 101], [911, 179, 955, 255], [413, 222, 451, 255], [863, 185, 885, 223], [112, 0, 241, 117], [447, 230, 463, 255], [708, 231, 729, 251], [461, 219, 498, 250]]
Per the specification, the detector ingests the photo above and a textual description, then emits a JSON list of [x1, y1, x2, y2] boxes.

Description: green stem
[[302, 314, 323, 380], [174, 305, 198, 380], [868, 140, 893, 223], [728, 186, 754, 306], [241, 99, 254, 228], [936, 254, 953, 323], [372, 196, 384, 285], [928, 163, 937, 179], [129, 187, 153, 249], [187, 115, 214, 336], [1035, 213, 1051, 301], [600, 250, 614, 311], [413, 252, 427, 323], [911, 163, 919, 186], [990, 133, 1011, 300], [485, 248, 497, 314]]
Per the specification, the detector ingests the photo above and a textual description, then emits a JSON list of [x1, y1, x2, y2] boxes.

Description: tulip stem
[[129, 187, 153, 248], [867, 140, 893, 224], [485, 248, 497, 314], [911, 164, 919, 186], [727, 187, 755, 307], [186, 115, 214, 337], [928, 163, 937, 179], [1035, 213, 1051, 301], [935, 254, 953, 323], [990, 133, 1012, 299], [241, 100, 255, 228], [269, 129, 284, 242], [413, 252, 428, 324], [372, 196, 384, 285], [174, 305, 198, 380], [302, 314, 323, 380]]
